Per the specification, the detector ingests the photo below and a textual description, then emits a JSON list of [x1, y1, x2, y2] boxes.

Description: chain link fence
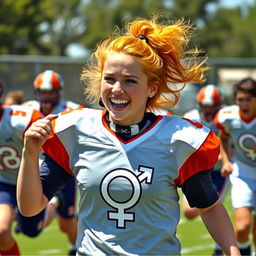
[[1, 55, 256, 114], [0, 55, 87, 106]]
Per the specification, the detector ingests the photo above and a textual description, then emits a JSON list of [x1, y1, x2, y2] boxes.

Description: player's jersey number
[[0, 146, 21, 170]]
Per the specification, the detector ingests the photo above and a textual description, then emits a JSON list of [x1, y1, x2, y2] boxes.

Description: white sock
[[49, 196, 59, 205], [237, 240, 251, 249], [69, 243, 76, 250], [253, 244, 256, 255]]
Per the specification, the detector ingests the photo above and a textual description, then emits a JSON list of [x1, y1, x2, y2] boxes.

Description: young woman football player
[[17, 16, 240, 256]]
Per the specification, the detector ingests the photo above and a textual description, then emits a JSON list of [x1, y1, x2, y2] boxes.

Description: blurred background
[[1, 0, 256, 114]]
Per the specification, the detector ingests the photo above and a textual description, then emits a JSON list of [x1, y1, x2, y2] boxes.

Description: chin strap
[[109, 123, 140, 135], [106, 111, 150, 136]]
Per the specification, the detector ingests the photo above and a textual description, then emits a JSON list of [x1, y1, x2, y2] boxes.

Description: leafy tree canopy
[[0, 0, 255, 57]]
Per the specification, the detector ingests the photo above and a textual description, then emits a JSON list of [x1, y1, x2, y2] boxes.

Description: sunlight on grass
[[14, 219, 69, 255]]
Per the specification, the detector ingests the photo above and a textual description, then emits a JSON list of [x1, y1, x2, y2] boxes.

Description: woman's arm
[[17, 115, 58, 216], [199, 201, 240, 256], [182, 171, 240, 255]]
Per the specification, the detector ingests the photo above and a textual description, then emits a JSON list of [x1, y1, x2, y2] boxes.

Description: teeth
[[111, 99, 128, 104]]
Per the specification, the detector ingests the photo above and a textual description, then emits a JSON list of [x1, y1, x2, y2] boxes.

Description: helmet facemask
[[35, 89, 61, 116]]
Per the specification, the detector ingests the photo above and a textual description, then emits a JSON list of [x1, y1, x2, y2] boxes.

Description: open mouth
[[241, 109, 249, 114], [41, 100, 55, 109], [110, 98, 129, 110]]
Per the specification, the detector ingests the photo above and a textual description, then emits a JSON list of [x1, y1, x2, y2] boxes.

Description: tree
[[1, 0, 256, 57], [199, 5, 256, 57], [0, 0, 50, 54], [169, 0, 218, 23], [40, 0, 87, 56], [81, 0, 166, 51], [0, 0, 87, 56]]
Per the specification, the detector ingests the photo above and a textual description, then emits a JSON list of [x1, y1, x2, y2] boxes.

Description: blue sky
[[220, 0, 254, 7]]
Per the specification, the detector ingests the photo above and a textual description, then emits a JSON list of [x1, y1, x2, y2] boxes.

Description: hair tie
[[137, 34, 149, 44]]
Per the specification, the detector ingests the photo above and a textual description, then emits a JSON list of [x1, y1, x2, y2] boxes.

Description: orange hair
[[81, 16, 208, 111]]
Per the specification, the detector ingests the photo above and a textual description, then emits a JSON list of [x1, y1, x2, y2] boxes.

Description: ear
[[149, 81, 159, 98]]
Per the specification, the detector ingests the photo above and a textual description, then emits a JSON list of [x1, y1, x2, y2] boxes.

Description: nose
[[112, 81, 123, 94]]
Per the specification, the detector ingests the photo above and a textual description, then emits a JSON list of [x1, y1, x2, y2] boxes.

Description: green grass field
[[13, 220, 69, 255], [14, 188, 234, 256]]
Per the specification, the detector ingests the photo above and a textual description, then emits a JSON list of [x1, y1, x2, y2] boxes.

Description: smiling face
[[100, 53, 158, 126], [236, 91, 256, 121]]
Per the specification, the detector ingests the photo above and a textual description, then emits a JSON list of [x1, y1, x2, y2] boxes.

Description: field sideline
[[14, 187, 235, 255]]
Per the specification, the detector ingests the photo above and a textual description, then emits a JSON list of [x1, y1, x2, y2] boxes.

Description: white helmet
[[34, 70, 64, 90], [197, 84, 222, 106]]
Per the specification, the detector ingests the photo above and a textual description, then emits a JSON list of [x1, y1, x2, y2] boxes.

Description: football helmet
[[34, 70, 64, 91], [197, 84, 222, 106]]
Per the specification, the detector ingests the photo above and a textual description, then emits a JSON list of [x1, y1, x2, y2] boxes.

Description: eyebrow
[[103, 72, 139, 79], [127, 74, 139, 78]]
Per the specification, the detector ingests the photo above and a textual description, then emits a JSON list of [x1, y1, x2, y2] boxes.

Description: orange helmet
[[33, 70, 64, 90], [197, 84, 222, 106]]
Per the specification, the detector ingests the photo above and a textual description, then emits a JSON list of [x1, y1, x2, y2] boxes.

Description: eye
[[104, 76, 115, 83], [125, 78, 137, 84]]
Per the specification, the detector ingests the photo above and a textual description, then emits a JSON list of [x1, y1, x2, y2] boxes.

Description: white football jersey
[[215, 105, 256, 179], [42, 108, 219, 255], [0, 105, 41, 184], [183, 108, 218, 134]]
